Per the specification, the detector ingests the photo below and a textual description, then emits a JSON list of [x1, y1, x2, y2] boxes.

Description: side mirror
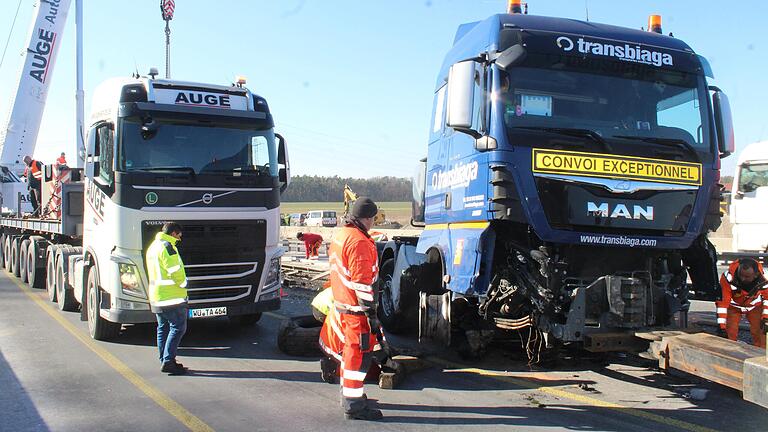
[[410, 158, 427, 227], [446, 60, 479, 135], [276, 133, 290, 193], [711, 88, 735, 158], [84, 129, 98, 178]]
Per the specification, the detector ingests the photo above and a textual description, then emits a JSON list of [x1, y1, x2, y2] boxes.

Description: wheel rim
[[87, 278, 97, 333], [381, 273, 396, 317]]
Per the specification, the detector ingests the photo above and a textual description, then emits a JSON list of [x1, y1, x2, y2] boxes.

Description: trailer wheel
[[56, 248, 78, 312], [26, 237, 47, 289], [18, 239, 30, 282], [3, 235, 12, 271], [87, 266, 120, 340], [377, 258, 417, 334], [0, 234, 5, 270], [276, 315, 323, 357], [46, 245, 59, 302]]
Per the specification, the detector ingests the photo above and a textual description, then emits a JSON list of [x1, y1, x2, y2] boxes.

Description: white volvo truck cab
[[73, 75, 290, 339]]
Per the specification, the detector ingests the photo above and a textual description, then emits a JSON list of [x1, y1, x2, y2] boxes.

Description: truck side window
[[96, 124, 115, 185], [431, 85, 447, 137]]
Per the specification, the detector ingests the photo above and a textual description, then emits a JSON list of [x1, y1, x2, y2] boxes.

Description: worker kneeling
[[319, 197, 385, 421], [297, 232, 323, 260], [716, 258, 768, 348]]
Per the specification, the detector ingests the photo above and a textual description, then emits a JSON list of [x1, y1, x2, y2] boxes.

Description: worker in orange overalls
[[297, 232, 323, 260], [56, 152, 67, 167], [22, 155, 43, 216], [716, 258, 768, 347], [319, 197, 385, 421]]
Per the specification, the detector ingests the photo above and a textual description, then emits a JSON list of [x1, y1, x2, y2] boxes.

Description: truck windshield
[[500, 63, 711, 152], [738, 163, 768, 193], [117, 117, 278, 176]]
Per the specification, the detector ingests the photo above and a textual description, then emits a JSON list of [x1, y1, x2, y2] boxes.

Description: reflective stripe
[[750, 297, 762, 305], [153, 298, 186, 307], [151, 279, 177, 286], [343, 370, 367, 381], [335, 301, 368, 313], [717, 318, 726, 324], [373, 344, 382, 351], [724, 271, 733, 284], [319, 337, 342, 361], [716, 307, 727, 314], [329, 311, 346, 343], [180, 279, 188, 288], [167, 265, 181, 273], [355, 290, 373, 302], [342, 386, 364, 398]]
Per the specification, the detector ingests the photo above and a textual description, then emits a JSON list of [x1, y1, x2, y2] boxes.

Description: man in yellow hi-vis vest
[[146, 222, 189, 375]]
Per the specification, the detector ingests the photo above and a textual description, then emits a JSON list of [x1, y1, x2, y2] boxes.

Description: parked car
[[305, 210, 338, 227], [289, 213, 306, 226]]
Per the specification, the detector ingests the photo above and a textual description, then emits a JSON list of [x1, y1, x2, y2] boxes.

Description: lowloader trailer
[[375, 6, 735, 360], [0, 75, 291, 340]]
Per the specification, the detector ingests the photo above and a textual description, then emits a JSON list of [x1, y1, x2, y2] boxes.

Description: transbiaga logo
[[555, 36, 673, 67], [432, 161, 479, 191]]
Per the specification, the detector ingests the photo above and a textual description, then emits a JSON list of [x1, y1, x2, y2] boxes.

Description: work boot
[[344, 407, 383, 421], [320, 357, 337, 384], [161, 361, 188, 375]]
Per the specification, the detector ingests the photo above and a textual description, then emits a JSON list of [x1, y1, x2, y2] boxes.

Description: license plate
[[189, 307, 227, 319]]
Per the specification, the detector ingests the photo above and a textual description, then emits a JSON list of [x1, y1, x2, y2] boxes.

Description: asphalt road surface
[[1, 270, 766, 432]]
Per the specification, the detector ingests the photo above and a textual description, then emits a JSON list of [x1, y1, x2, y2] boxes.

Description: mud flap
[[682, 234, 720, 301]]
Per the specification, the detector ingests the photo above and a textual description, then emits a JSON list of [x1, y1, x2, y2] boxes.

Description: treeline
[[283, 176, 412, 202]]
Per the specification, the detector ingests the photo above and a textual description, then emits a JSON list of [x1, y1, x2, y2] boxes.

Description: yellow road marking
[[6, 272, 215, 432], [428, 359, 719, 432], [264, 309, 718, 432]]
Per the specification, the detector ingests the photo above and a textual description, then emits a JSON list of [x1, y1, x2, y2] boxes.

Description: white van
[[730, 141, 768, 252], [305, 210, 338, 227]]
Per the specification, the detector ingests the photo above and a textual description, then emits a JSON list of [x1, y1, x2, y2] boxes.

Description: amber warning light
[[648, 15, 662, 34], [508, 0, 524, 15]]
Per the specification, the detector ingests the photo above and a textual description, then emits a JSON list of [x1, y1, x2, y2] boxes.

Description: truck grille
[[141, 220, 266, 304], [187, 285, 251, 302]]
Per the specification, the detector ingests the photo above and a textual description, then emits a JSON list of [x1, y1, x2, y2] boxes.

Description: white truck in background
[[730, 141, 768, 252]]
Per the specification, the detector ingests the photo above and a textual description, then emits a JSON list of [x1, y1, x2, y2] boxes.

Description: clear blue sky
[[0, 1, 765, 178]]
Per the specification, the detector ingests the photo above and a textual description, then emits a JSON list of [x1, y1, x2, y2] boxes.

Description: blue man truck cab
[[376, 9, 735, 359]]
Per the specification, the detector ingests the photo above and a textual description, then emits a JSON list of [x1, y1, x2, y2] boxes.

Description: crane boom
[[0, 0, 72, 175]]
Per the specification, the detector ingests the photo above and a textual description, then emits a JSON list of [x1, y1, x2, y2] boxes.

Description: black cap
[[352, 197, 378, 219]]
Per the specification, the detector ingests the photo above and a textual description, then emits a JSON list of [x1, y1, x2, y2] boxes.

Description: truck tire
[[0, 234, 5, 270], [230, 313, 263, 326], [18, 239, 29, 282], [86, 266, 120, 340], [26, 237, 47, 289], [377, 258, 416, 334], [276, 315, 323, 357], [46, 245, 59, 302], [3, 235, 12, 271], [56, 247, 78, 312]]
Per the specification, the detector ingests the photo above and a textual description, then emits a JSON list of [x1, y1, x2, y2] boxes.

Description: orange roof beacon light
[[235, 75, 247, 88], [648, 15, 662, 34], [508, 0, 523, 15]]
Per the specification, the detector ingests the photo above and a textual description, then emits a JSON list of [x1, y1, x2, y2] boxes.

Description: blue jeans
[[156, 306, 188, 365]]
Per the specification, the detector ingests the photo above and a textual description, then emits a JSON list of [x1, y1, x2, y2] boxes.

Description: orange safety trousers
[[725, 306, 766, 348]]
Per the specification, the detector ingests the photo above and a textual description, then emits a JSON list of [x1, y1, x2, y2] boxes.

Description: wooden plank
[[663, 333, 763, 390], [583, 332, 648, 352]]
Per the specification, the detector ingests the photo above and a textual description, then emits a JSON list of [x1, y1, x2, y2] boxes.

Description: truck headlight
[[265, 257, 281, 286], [119, 263, 145, 298]]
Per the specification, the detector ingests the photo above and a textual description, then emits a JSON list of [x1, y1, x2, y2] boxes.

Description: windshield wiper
[[133, 166, 196, 175], [511, 126, 613, 152], [612, 136, 700, 162]]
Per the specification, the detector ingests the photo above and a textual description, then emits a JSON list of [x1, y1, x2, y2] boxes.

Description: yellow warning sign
[[531, 149, 702, 186]]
